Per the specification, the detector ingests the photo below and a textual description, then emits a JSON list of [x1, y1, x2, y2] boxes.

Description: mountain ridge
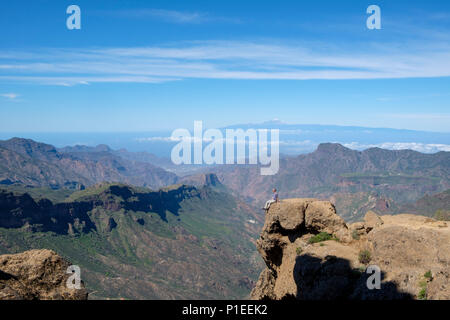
[[209, 142, 450, 221], [0, 181, 264, 299], [2, 137, 449, 223], [0, 137, 178, 189]]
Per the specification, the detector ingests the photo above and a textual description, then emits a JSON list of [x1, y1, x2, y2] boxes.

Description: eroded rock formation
[[251, 199, 450, 300], [0, 249, 88, 300]]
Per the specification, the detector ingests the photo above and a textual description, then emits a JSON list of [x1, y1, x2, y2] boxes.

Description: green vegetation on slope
[[0, 183, 264, 300], [0, 185, 74, 203], [308, 232, 339, 244]]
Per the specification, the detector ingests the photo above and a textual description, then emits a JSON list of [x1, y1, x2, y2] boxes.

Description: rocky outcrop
[[251, 199, 450, 300], [0, 249, 88, 300]]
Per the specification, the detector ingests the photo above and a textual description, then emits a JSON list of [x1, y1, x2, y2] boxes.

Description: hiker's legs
[[264, 199, 275, 210]]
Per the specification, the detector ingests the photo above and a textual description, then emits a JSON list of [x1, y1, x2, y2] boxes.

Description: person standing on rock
[[262, 188, 279, 212]]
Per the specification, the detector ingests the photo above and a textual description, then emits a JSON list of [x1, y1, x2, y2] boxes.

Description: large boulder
[[0, 249, 88, 300], [251, 200, 450, 300]]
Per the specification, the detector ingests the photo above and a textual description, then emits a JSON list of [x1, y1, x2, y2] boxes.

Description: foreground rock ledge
[[0, 249, 88, 300], [251, 199, 450, 300]]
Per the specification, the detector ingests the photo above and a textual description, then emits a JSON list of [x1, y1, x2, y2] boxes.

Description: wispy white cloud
[[426, 12, 450, 21], [1, 39, 450, 85], [0, 93, 20, 100], [110, 9, 205, 23], [101, 8, 240, 24], [0, 75, 180, 86], [376, 93, 449, 102]]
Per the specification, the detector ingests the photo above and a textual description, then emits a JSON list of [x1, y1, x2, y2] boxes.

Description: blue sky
[[0, 0, 449, 132]]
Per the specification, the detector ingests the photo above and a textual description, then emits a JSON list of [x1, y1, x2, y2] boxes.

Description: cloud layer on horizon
[[135, 135, 450, 154]]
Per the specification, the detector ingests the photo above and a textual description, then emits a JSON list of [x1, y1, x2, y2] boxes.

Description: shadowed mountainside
[[0, 180, 264, 299]]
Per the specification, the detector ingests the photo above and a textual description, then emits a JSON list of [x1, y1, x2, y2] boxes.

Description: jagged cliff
[[0, 249, 88, 300], [251, 199, 450, 300], [0, 182, 263, 299]]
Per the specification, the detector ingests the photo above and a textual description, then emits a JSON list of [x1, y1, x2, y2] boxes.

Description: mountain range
[[206, 143, 450, 221], [0, 180, 264, 299], [1, 137, 449, 222], [1, 136, 450, 299], [0, 138, 177, 189]]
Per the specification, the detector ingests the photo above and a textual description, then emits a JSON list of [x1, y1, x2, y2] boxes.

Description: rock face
[[0, 183, 201, 235], [0, 249, 88, 300], [212, 143, 450, 221], [0, 137, 178, 190], [251, 199, 450, 300]]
